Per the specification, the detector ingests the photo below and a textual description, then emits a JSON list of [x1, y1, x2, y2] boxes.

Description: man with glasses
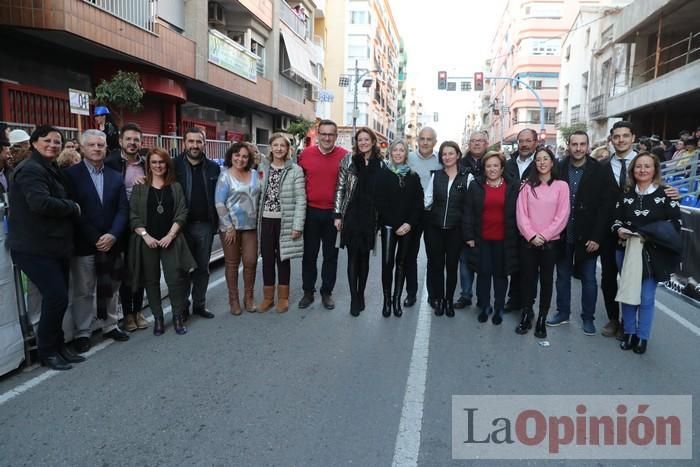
[[297, 120, 349, 310], [406, 127, 442, 308], [454, 131, 489, 309]]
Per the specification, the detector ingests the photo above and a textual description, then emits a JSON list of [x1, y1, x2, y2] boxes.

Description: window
[[528, 80, 542, 89], [524, 3, 562, 18], [350, 10, 370, 24], [348, 34, 370, 58], [447, 82, 456, 91], [522, 37, 560, 56], [601, 26, 613, 45], [461, 81, 472, 91], [251, 40, 265, 75]]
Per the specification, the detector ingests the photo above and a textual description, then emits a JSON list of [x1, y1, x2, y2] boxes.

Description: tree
[[94, 71, 145, 124], [284, 117, 315, 152], [559, 122, 588, 144]]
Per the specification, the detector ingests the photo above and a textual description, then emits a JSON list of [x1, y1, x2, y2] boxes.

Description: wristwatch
[[139, 230, 148, 237]]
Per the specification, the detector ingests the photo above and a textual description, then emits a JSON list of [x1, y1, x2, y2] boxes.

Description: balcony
[[82, 0, 156, 33], [280, 1, 309, 40], [589, 94, 606, 119]]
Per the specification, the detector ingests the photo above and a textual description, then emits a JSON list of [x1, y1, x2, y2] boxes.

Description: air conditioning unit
[[208, 2, 225, 26]]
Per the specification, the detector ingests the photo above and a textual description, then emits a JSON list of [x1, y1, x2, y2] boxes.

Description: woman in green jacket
[[128, 148, 196, 335]]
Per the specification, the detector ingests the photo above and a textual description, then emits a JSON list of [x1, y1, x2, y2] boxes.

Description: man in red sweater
[[297, 120, 349, 310]]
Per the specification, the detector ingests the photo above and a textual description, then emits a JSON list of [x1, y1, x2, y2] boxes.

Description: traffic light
[[473, 72, 484, 91], [438, 71, 447, 90]]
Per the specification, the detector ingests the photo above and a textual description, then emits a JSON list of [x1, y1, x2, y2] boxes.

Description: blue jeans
[[555, 242, 598, 321], [459, 247, 475, 301], [616, 250, 657, 340]]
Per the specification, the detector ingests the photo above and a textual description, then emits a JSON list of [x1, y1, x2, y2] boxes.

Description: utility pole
[[488, 76, 546, 139], [346, 59, 380, 145]]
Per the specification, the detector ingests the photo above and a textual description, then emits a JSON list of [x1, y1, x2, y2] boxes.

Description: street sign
[[437, 71, 447, 90], [69, 89, 91, 116]]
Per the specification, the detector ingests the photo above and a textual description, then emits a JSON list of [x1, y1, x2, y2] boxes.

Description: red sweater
[[298, 145, 348, 209], [482, 183, 506, 241]]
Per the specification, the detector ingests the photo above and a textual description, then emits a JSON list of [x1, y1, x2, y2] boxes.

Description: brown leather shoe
[[601, 320, 619, 337], [259, 286, 275, 312], [135, 312, 150, 329], [123, 314, 137, 332], [276, 285, 290, 313], [321, 293, 335, 310]]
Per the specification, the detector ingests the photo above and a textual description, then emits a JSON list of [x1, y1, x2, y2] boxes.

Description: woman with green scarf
[[376, 139, 424, 317]]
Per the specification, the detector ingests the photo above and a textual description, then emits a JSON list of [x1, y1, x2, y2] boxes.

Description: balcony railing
[[280, 1, 309, 39], [632, 30, 700, 87], [83, 0, 157, 33], [590, 94, 606, 119]]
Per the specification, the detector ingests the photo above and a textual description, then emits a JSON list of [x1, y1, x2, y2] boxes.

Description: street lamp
[[339, 59, 381, 144]]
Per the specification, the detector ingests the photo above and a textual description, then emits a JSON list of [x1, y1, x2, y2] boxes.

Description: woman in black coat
[[463, 151, 519, 325], [8, 125, 84, 370], [375, 139, 423, 317]]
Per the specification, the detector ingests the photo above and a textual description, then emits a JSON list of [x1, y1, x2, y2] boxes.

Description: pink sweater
[[516, 180, 570, 242]]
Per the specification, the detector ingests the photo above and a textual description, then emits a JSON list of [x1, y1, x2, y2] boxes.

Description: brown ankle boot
[[243, 265, 257, 313], [276, 285, 290, 313], [259, 286, 275, 312]]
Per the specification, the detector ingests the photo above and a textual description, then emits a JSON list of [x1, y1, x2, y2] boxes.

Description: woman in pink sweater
[[515, 146, 570, 338]]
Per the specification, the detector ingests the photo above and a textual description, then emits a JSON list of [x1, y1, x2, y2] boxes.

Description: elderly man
[[297, 119, 349, 310], [406, 126, 442, 307], [65, 129, 130, 353], [454, 131, 488, 309]]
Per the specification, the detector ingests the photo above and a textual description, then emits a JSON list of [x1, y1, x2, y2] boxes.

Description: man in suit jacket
[[64, 130, 130, 353], [547, 131, 607, 335]]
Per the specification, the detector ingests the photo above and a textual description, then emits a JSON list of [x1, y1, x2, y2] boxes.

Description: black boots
[[633, 339, 648, 354], [534, 311, 549, 338], [173, 314, 187, 335], [382, 292, 392, 318], [434, 298, 444, 316], [153, 316, 165, 336], [478, 306, 491, 323], [445, 300, 455, 317], [515, 308, 534, 334], [392, 266, 405, 317], [492, 308, 503, 325]]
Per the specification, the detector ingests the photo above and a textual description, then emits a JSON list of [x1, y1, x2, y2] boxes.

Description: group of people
[[3, 116, 683, 371]]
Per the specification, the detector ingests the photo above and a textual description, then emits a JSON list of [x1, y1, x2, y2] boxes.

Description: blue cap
[[94, 106, 110, 116]]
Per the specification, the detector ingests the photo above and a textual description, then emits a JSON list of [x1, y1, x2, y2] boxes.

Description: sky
[[389, 0, 508, 143]]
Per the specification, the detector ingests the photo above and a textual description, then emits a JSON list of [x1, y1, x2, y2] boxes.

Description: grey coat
[[257, 159, 307, 261]]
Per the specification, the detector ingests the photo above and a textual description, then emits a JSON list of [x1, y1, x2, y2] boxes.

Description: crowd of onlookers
[[0, 113, 688, 373]]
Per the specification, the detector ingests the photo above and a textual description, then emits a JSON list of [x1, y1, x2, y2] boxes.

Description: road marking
[[0, 275, 227, 407], [656, 300, 700, 338], [392, 284, 431, 467]]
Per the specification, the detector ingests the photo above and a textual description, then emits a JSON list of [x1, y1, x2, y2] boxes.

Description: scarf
[[388, 161, 411, 177]]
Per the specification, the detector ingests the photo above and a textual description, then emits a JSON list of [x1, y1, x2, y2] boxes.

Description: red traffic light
[[473, 72, 484, 91], [438, 71, 447, 90]]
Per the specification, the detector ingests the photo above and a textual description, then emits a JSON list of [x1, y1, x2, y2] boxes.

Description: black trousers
[[380, 226, 411, 296], [476, 240, 508, 310], [424, 225, 461, 302], [302, 207, 339, 295], [260, 217, 291, 286], [12, 251, 69, 357], [600, 236, 620, 321], [119, 245, 144, 316], [520, 242, 557, 313]]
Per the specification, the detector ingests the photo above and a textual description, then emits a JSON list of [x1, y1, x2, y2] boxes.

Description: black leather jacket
[[174, 153, 221, 230]]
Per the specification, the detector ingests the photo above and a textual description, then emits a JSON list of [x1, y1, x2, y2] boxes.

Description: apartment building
[[321, 0, 400, 145], [0, 0, 321, 148], [483, 0, 602, 147]]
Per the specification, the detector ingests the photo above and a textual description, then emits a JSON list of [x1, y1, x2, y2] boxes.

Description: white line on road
[[656, 299, 700, 338], [392, 284, 432, 467], [0, 275, 227, 407]]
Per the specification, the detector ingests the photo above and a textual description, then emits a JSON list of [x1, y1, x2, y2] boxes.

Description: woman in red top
[[462, 151, 520, 325]]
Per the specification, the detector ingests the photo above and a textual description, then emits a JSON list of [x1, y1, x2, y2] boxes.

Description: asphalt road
[[1, 247, 699, 466]]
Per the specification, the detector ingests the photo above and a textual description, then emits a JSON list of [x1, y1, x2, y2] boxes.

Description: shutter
[[123, 95, 162, 135]]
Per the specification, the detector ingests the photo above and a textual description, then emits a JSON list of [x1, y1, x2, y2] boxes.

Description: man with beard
[[454, 131, 488, 309], [547, 131, 606, 335], [175, 127, 221, 320], [105, 123, 149, 331], [503, 128, 538, 313]]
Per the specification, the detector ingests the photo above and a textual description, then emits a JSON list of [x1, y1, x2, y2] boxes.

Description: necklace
[[153, 186, 165, 214], [486, 178, 503, 188]]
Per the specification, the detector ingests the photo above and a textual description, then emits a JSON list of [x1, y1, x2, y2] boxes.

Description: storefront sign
[[68, 88, 91, 116], [208, 29, 258, 83]]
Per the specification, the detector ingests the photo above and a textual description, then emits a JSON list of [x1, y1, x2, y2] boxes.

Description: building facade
[[483, 0, 603, 147], [0, 0, 322, 153]]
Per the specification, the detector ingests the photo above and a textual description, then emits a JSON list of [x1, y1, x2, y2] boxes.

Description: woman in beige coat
[[257, 133, 306, 312]]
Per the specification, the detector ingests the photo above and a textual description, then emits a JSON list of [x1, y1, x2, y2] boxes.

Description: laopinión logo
[[452, 395, 692, 459]]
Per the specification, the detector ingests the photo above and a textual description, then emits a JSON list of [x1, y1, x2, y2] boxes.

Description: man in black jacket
[[504, 128, 538, 312], [175, 127, 221, 320], [547, 131, 606, 335]]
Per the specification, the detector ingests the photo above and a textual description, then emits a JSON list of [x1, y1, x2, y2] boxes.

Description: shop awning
[[280, 27, 321, 87]]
